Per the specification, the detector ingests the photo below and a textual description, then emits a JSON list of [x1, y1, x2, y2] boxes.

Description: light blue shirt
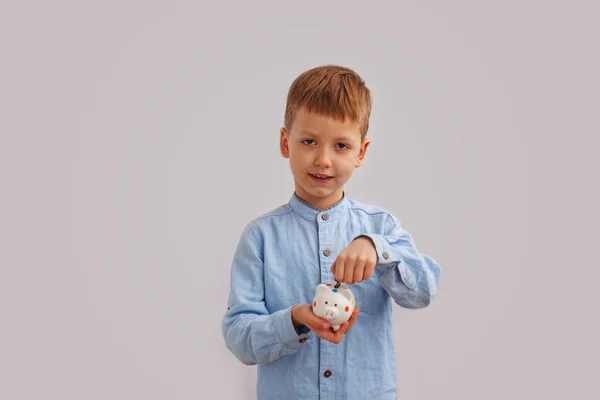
[[222, 193, 442, 400]]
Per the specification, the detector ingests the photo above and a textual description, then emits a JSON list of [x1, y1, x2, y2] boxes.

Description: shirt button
[[323, 370, 332, 378], [382, 252, 389, 260], [323, 249, 331, 257], [321, 213, 329, 221], [299, 337, 307, 343]]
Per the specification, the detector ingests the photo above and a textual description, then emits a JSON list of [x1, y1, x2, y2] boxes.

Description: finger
[[309, 314, 330, 331], [344, 256, 356, 284], [304, 306, 330, 330], [313, 323, 343, 343], [338, 321, 351, 335], [334, 257, 346, 282], [353, 258, 366, 283], [314, 327, 336, 343], [337, 309, 359, 337], [344, 308, 359, 327], [330, 260, 336, 275], [346, 308, 360, 331], [306, 322, 331, 334], [364, 260, 376, 280], [333, 325, 348, 343]]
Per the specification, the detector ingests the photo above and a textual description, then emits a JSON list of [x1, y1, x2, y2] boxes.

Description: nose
[[315, 148, 332, 168], [324, 307, 339, 319]]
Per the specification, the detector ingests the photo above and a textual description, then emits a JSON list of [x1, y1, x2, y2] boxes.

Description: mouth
[[309, 173, 334, 183]]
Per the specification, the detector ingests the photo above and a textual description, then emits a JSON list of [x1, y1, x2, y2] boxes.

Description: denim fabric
[[222, 192, 442, 400]]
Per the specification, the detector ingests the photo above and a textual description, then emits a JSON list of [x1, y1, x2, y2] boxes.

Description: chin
[[306, 187, 339, 199]]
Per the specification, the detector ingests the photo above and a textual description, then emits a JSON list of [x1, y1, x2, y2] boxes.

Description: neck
[[294, 188, 344, 210]]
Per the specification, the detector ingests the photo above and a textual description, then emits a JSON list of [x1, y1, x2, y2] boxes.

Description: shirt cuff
[[274, 307, 311, 349], [354, 234, 416, 289], [295, 325, 311, 335]]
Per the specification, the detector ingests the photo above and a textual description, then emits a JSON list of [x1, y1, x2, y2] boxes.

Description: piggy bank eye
[[334, 304, 337, 307], [325, 301, 328, 304]]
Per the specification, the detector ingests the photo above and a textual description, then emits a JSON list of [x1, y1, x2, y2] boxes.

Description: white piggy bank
[[312, 283, 356, 331]]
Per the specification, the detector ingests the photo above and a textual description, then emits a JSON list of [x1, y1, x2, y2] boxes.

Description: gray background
[[1, 1, 598, 399]]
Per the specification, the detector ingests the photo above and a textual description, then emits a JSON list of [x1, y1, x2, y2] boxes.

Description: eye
[[334, 304, 337, 307], [325, 301, 328, 304], [335, 143, 349, 150], [302, 139, 316, 145]]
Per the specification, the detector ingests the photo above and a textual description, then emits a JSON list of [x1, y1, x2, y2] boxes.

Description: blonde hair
[[284, 65, 372, 139]]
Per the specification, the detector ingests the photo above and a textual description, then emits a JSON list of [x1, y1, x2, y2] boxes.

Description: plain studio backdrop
[[1, 1, 598, 399]]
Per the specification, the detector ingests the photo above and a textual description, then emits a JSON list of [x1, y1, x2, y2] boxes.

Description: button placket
[[316, 214, 338, 395], [318, 217, 334, 282]]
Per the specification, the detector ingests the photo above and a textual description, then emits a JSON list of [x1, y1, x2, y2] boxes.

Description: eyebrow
[[298, 130, 355, 142]]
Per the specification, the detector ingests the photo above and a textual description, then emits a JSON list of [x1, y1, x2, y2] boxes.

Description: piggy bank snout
[[322, 307, 339, 320]]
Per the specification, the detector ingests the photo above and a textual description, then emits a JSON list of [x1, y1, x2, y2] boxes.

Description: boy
[[222, 65, 442, 399]]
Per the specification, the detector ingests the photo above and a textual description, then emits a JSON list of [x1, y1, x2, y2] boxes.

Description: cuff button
[[382, 252, 389, 260]]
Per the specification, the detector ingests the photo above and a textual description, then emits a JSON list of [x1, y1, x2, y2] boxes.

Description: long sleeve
[[221, 223, 310, 366], [356, 214, 442, 309]]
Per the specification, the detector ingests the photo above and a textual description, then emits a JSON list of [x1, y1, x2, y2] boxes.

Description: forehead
[[291, 108, 362, 141]]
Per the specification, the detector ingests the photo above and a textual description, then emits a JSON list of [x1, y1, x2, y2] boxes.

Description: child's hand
[[291, 304, 360, 344], [330, 237, 377, 285]]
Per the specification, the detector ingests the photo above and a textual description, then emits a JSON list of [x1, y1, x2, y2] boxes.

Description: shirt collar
[[288, 191, 349, 222]]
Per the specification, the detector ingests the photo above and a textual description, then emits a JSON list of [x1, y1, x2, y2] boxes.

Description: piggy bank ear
[[316, 284, 330, 296], [341, 289, 353, 301]]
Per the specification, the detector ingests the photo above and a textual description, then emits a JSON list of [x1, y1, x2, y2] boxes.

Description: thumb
[[309, 311, 330, 330]]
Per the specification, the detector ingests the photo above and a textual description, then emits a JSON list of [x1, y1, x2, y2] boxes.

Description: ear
[[341, 289, 353, 301], [280, 127, 290, 158], [316, 284, 329, 295], [355, 138, 371, 167]]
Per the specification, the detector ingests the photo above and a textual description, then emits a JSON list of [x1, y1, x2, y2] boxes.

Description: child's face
[[280, 107, 370, 209]]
